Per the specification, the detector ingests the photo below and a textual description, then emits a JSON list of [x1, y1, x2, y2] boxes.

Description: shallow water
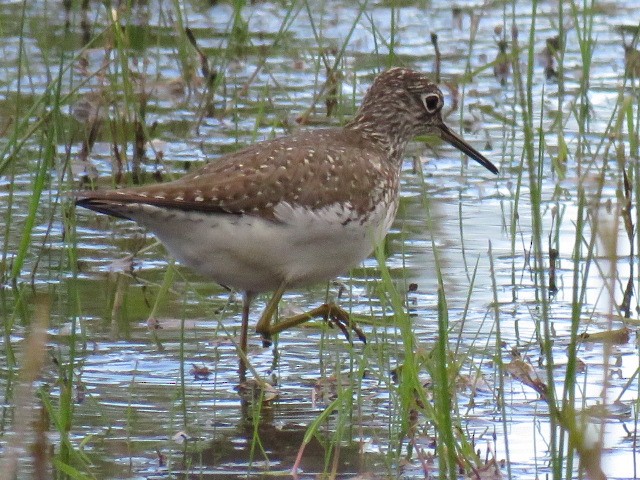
[[1, 0, 639, 478]]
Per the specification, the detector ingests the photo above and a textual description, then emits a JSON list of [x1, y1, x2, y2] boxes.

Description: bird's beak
[[438, 123, 499, 174]]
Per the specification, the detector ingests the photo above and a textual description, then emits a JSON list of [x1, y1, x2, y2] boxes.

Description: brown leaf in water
[[467, 457, 503, 479], [155, 448, 166, 467], [190, 364, 211, 380], [312, 374, 352, 407], [236, 379, 279, 403], [574, 356, 587, 373], [146, 317, 163, 330], [578, 327, 630, 345], [172, 431, 191, 445], [457, 371, 492, 395], [583, 400, 632, 420], [506, 357, 548, 398], [108, 255, 134, 273]]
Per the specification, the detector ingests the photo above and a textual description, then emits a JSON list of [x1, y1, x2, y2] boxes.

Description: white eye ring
[[422, 93, 441, 113]]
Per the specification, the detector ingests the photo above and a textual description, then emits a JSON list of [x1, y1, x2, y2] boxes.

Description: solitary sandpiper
[[76, 68, 498, 359]]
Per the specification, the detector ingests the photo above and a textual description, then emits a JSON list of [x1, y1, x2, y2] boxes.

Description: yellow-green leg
[[238, 291, 254, 383], [255, 283, 366, 345], [254, 282, 288, 346]]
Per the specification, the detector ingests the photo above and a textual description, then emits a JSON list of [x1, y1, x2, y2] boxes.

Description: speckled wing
[[76, 128, 394, 223]]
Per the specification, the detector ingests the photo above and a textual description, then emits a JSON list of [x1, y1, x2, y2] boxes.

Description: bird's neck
[[345, 112, 411, 168]]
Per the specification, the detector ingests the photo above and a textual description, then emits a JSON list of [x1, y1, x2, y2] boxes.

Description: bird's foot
[[322, 303, 367, 345], [259, 302, 366, 347]]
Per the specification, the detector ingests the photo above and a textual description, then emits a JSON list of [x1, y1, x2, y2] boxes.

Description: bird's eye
[[422, 93, 441, 113]]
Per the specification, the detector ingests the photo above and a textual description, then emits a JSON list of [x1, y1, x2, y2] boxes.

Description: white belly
[[122, 200, 397, 293]]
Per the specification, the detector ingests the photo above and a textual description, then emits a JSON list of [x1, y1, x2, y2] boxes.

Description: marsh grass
[[501, 2, 638, 479], [1, 0, 639, 479]]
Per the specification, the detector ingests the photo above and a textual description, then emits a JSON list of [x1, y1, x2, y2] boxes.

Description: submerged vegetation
[[0, 0, 639, 478]]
